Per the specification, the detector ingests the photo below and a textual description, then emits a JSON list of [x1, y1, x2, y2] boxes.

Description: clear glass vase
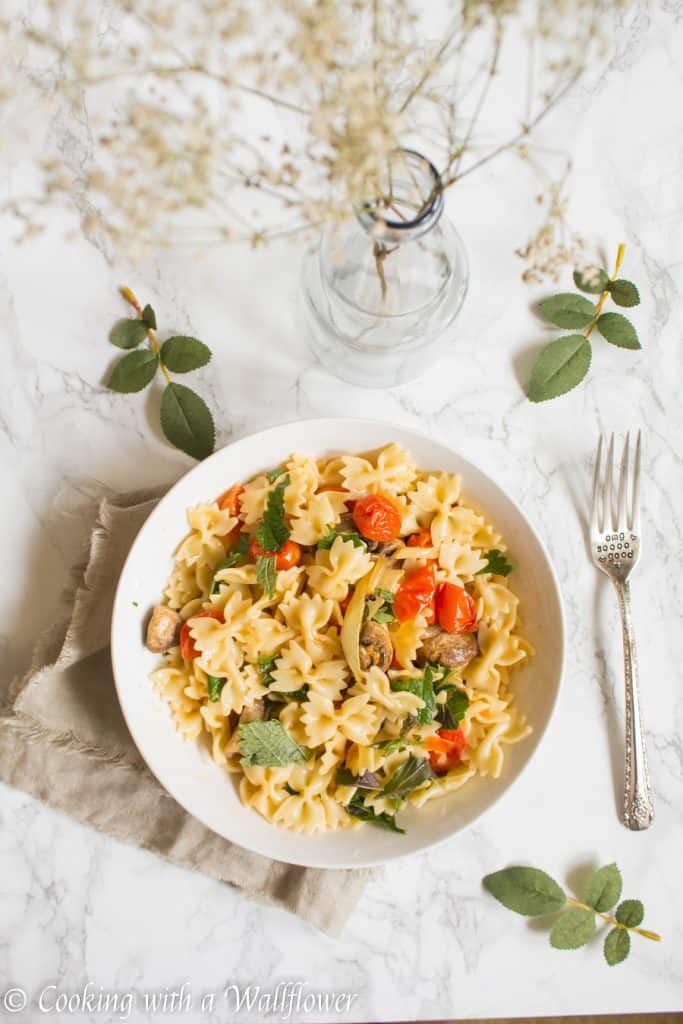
[[302, 149, 468, 388]]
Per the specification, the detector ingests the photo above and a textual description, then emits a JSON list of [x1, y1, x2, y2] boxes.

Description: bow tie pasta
[[147, 446, 533, 834]]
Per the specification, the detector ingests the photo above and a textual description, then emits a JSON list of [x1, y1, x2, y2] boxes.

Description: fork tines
[[592, 431, 641, 535]]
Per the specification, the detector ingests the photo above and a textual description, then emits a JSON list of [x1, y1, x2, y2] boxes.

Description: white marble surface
[[1, 3, 683, 1021]]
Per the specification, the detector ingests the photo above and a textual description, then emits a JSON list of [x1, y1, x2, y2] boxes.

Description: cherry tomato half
[[218, 484, 244, 516], [248, 537, 301, 570], [407, 529, 433, 548], [352, 494, 402, 542], [179, 610, 224, 661], [424, 728, 467, 773], [394, 563, 437, 623], [435, 582, 478, 634]]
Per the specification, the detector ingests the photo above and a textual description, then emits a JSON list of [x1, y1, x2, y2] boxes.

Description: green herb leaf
[[475, 548, 513, 577], [266, 467, 286, 483], [573, 267, 609, 294], [255, 554, 277, 597], [211, 540, 249, 592], [615, 899, 644, 927], [109, 318, 149, 350], [391, 667, 436, 725], [207, 675, 226, 702], [371, 738, 405, 753], [238, 720, 310, 766], [604, 927, 631, 966], [160, 382, 215, 460], [608, 279, 640, 307], [335, 767, 382, 790], [347, 792, 405, 833], [107, 349, 159, 392], [527, 334, 591, 403], [255, 476, 290, 551], [160, 336, 212, 373], [438, 687, 470, 729], [538, 293, 595, 328], [258, 653, 278, 687], [586, 863, 622, 912], [383, 755, 434, 797], [317, 529, 366, 550], [550, 908, 597, 950], [483, 867, 566, 916], [596, 312, 641, 350], [371, 590, 396, 624], [141, 304, 157, 329]]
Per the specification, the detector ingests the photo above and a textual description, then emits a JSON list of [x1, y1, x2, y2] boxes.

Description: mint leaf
[[573, 267, 609, 294], [596, 312, 641, 350], [317, 529, 366, 550], [266, 467, 286, 483], [160, 382, 215, 459], [608, 279, 640, 307], [335, 767, 382, 790], [383, 755, 434, 797], [392, 667, 436, 725], [109, 318, 149, 350], [141, 304, 157, 329], [160, 336, 212, 373], [483, 867, 566, 916], [475, 548, 513, 577], [615, 899, 644, 927], [538, 293, 595, 328], [255, 475, 290, 551], [255, 554, 277, 597], [527, 334, 591, 402], [107, 349, 158, 392], [238, 720, 310, 766], [586, 863, 622, 912], [550, 908, 597, 949], [604, 927, 630, 965], [258, 653, 278, 686], [371, 589, 396, 624], [347, 792, 405, 833], [207, 675, 226, 702]]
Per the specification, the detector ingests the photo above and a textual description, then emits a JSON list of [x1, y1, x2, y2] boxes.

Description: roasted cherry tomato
[[424, 728, 467, 773], [352, 494, 402, 542], [394, 563, 437, 622], [248, 537, 301, 570], [407, 529, 433, 548], [435, 582, 478, 634], [179, 610, 224, 661], [218, 484, 244, 516]]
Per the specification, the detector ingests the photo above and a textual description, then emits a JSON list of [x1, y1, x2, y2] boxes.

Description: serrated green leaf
[[160, 382, 215, 459], [160, 336, 212, 373], [615, 899, 644, 927], [238, 720, 310, 766], [207, 675, 226, 702], [107, 349, 158, 392], [550, 908, 597, 949], [255, 554, 277, 597], [475, 548, 513, 577], [573, 267, 609, 294], [596, 312, 641, 350], [608, 279, 640, 307], [483, 867, 566, 916], [255, 476, 290, 551], [109, 318, 149, 350], [527, 335, 591, 402], [317, 529, 366, 550], [141, 304, 157, 329], [539, 293, 595, 328], [604, 927, 631, 965], [586, 863, 622, 912]]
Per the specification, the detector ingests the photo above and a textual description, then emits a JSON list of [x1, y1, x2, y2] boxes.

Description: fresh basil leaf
[[347, 792, 405, 833], [438, 687, 470, 729], [207, 675, 226, 702], [383, 755, 434, 797], [107, 349, 159, 392], [483, 867, 566, 916], [109, 318, 149, 350], [255, 554, 277, 597], [160, 335, 212, 373], [141, 304, 157, 329], [335, 767, 382, 790], [538, 292, 595, 328], [238, 720, 310, 766], [391, 667, 436, 725], [255, 475, 290, 551], [475, 548, 513, 577], [527, 334, 591, 403], [317, 529, 366, 550], [160, 382, 215, 459]]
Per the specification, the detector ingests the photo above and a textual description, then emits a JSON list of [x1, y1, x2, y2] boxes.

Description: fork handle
[[614, 579, 654, 830]]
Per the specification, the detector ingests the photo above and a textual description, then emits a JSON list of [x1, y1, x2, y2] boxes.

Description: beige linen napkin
[[0, 489, 375, 934]]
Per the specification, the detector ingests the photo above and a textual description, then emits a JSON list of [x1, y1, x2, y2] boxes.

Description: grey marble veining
[[1, 3, 682, 1022]]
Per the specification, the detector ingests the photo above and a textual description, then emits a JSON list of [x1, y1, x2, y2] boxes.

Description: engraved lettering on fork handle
[[614, 579, 654, 830]]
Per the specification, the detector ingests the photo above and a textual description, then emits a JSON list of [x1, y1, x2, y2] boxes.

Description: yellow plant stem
[[120, 285, 171, 383], [584, 243, 626, 340], [565, 897, 661, 942]]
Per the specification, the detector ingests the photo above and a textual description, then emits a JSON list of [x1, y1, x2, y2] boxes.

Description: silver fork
[[591, 431, 653, 830]]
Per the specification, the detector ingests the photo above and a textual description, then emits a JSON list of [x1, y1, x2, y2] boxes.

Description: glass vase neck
[[357, 149, 444, 245]]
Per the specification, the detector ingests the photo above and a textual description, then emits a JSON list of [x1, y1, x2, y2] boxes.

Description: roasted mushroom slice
[[418, 628, 479, 670], [145, 604, 181, 653], [359, 619, 393, 672]]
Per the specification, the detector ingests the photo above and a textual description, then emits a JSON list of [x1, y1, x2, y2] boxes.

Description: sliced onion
[[341, 557, 386, 683]]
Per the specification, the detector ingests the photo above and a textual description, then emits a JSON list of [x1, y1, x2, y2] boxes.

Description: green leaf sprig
[[107, 286, 215, 459], [527, 244, 641, 403], [483, 863, 661, 966]]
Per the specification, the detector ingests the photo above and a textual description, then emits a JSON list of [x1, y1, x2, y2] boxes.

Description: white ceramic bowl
[[111, 418, 564, 868]]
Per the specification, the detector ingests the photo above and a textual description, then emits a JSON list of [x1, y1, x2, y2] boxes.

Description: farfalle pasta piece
[[351, 666, 424, 719], [288, 490, 349, 545], [175, 503, 237, 569], [340, 443, 417, 495], [306, 535, 373, 600]]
